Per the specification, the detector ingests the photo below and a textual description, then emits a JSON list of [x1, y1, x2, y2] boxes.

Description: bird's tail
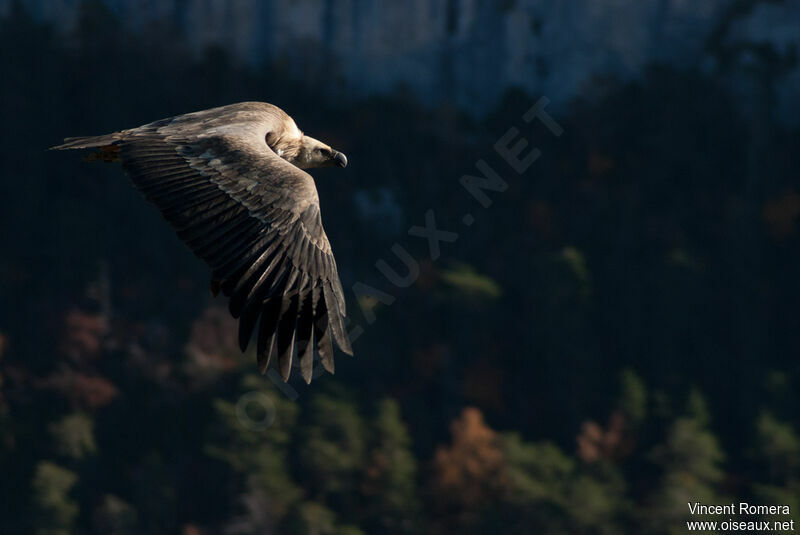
[[50, 133, 123, 151], [50, 133, 124, 162]]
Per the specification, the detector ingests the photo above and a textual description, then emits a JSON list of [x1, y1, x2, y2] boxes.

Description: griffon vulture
[[51, 102, 353, 383]]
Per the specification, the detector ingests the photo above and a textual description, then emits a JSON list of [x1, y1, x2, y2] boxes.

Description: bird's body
[[52, 102, 352, 383]]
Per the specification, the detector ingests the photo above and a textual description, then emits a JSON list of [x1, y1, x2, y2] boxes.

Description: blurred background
[[1, 0, 800, 533]]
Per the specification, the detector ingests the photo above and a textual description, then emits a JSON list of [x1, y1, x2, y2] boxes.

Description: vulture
[[51, 102, 353, 383]]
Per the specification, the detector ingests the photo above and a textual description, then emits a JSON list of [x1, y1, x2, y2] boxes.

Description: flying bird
[[51, 102, 353, 383]]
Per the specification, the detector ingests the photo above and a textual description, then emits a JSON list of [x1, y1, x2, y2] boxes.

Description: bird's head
[[290, 135, 348, 170]]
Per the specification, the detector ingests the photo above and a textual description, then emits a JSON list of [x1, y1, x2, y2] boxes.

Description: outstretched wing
[[54, 104, 352, 383]]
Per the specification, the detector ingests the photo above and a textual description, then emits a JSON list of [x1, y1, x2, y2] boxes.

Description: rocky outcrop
[[5, 0, 799, 115]]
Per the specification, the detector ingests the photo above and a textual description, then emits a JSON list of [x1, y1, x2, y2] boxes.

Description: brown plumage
[[51, 102, 352, 383]]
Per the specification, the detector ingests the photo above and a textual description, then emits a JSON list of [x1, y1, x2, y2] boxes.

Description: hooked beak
[[332, 151, 348, 168]]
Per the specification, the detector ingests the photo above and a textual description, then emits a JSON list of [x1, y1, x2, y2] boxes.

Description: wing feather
[[276, 293, 299, 381], [296, 290, 315, 383]]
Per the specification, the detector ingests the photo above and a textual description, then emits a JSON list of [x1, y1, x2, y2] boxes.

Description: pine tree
[[361, 399, 419, 533], [206, 374, 302, 533], [643, 390, 727, 535], [31, 461, 79, 535]]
